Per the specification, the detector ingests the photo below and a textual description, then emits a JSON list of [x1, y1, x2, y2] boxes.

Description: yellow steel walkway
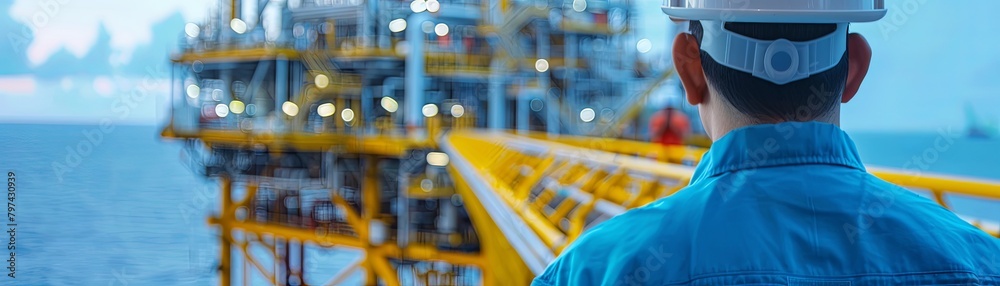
[[440, 130, 1000, 281], [165, 120, 1000, 285]]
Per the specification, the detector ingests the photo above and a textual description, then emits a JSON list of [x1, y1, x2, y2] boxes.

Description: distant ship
[[966, 103, 998, 139]]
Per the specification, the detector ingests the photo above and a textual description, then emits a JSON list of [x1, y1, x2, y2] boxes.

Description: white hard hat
[[661, 0, 887, 23], [662, 0, 887, 85]]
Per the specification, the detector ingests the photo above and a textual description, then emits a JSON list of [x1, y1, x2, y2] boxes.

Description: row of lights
[[410, 0, 441, 13], [183, 18, 249, 38], [213, 100, 248, 118], [192, 85, 463, 120], [210, 100, 471, 120], [198, 93, 456, 120], [283, 101, 357, 122], [528, 42, 649, 74], [388, 18, 450, 37]]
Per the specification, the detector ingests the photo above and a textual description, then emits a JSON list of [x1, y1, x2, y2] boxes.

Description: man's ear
[[673, 33, 708, 105], [842, 33, 872, 103]]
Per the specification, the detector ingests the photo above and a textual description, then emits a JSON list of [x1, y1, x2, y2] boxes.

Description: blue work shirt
[[533, 122, 1000, 285]]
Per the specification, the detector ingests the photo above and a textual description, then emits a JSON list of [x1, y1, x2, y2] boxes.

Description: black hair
[[688, 21, 849, 122]]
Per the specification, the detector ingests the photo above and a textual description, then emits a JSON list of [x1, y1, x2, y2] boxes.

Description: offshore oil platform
[[160, 0, 1000, 285]]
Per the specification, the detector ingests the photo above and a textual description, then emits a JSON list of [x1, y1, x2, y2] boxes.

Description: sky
[[8, 0, 216, 66], [0, 0, 998, 132]]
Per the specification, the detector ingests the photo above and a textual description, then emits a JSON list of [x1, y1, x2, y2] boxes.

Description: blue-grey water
[[1, 123, 999, 285]]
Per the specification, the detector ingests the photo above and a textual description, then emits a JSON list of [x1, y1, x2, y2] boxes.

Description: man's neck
[[708, 113, 840, 142]]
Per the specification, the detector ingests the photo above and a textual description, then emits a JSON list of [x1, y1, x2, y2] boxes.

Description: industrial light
[[420, 179, 434, 192], [422, 104, 439, 117], [636, 38, 652, 53], [246, 104, 257, 116], [211, 89, 223, 101], [341, 108, 355, 122], [580, 107, 595, 122], [229, 100, 246, 114], [215, 103, 230, 117], [530, 98, 544, 112], [389, 18, 407, 33], [315, 74, 329, 89], [282, 101, 299, 117], [394, 41, 409, 55], [434, 23, 449, 36], [426, 152, 449, 166], [535, 59, 550, 72], [184, 23, 200, 38], [572, 0, 587, 12], [186, 84, 200, 99], [317, 103, 335, 117], [230, 18, 247, 34], [450, 104, 465, 118], [421, 21, 434, 34], [426, 0, 440, 13], [410, 0, 426, 13], [381, 97, 399, 113]]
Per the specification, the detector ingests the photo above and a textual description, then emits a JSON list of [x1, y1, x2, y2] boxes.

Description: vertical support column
[[376, 0, 390, 49], [362, 157, 380, 220], [230, 0, 239, 20], [326, 19, 337, 50], [220, 2, 230, 44], [565, 34, 576, 128], [438, 197, 455, 234], [220, 177, 233, 286], [275, 57, 289, 131], [396, 170, 410, 248], [173, 64, 195, 132], [488, 59, 505, 130], [221, 69, 233, 128], [283, 239, 292, 285], [362, 157, 382, 285], [361, 78, 373, 133], [362, 0, 374, 49], [298, 241, 305, 285], [323, 148, 337, 189], [537, 24, 556, 135], [516, 78, 527, 133], [405, 12, 428, 131]]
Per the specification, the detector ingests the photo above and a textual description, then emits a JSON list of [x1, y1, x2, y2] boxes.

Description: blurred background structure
[[155, 0, 1000, 285], [2, 0, 1000, 285], [162, 0, 694, 284]]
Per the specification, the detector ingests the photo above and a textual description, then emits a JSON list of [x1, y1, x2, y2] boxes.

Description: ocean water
[[2, 123, 219, 285], [851, 131, 1000, 223], [1, 123, 998, 285]]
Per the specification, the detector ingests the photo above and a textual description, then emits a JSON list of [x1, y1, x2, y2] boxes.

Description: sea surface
[[1, 123, 998, 285]]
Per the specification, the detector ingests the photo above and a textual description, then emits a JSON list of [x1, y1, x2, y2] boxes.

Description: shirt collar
[[691, 121, 866, 183]]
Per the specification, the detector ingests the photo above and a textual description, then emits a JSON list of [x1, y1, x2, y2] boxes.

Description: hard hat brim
[[662, 7, 887, 23]]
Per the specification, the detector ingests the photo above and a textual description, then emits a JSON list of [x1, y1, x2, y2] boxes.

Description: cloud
[[0, 76, 37, 95], [9, 0, 216, 66]]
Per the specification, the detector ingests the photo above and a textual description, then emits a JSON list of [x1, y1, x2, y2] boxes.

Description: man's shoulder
[[532, 192, 702, 286], [567, 186, 709, 251]]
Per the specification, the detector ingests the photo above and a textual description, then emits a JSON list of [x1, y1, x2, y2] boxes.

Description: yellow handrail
[[443, 130, 1000, 271]]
